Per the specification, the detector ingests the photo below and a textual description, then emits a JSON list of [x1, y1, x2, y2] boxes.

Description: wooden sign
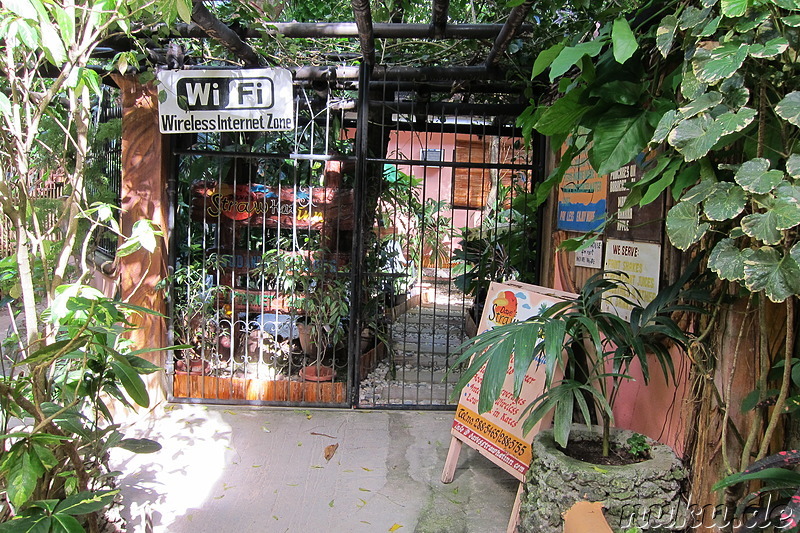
[[443, 282, 576, 479], [605, 153, 665, 243], [557, 147, 606, 233], [190, 181, 354, 230]]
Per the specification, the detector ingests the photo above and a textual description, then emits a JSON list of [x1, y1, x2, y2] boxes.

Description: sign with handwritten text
[[602, 239, 662, 321], [451, 282, 577, 481]]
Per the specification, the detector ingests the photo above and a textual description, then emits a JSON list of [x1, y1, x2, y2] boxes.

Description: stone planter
[[519, 425, 687, 533]]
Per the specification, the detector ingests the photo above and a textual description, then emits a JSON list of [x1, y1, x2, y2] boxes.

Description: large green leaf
[[553, 388, 574, 448], [40, 402, 89, 438], [51, 515, 84, 533], [668, 108, 756, 161], [612, 17, 638, 63], [693, 42, 750, 84], [786, 154, 800, 178], [590, 81, 643, 106], [532, 41, 566, 79], [771, 182, 800, 229], [749, 37, 790, 58], [741, 212, 784, 245], [7, 450, 39, 508], [734, 158, 784, 194], [782, 14, 800, 26], [703, 182, 747, 220], [776, 92, 800, 126], [110, 361, 150, 408], [54, 490, 119, 516], [3, 0, 39, 20], [478, 336, 514, 414], [709, 238, 752, 281], [640, 158, 681, 206], [534, 88, 588, 135], [0, 514, 52, 533], [680, 5, 712, 30], [549, 39, 606, 81], [651, 110, 677, 144], [682, 177, 717, 205], [667, 201, 710, 250], [39, 19, 67, 66], [16, 336, 90, 367], [117, 438, 162, 454], [721, 0, 749, 17], [743, 247, 800, 302], [656, 15, 679, 57], [770, 0, 800, 10], [589, 107, 652, 176], [678, 91, 723, 120]]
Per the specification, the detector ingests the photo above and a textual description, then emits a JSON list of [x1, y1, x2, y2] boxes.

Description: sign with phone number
[[450, 281, 577, 481]]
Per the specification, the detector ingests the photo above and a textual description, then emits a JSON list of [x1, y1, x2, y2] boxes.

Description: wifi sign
[[176, 77, 275, 111]]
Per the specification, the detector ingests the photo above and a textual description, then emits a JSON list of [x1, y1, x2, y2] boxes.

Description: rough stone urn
[[518, 425, 687, 533]]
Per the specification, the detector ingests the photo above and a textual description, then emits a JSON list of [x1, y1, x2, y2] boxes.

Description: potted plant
[[452, 261, 704, 531], [296, 274, 349, 381]]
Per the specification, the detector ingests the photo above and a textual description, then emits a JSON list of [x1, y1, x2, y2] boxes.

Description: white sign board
[[157, 69, 294, 134], [575, 240, 603, 269], [602, 239, 661, 321]]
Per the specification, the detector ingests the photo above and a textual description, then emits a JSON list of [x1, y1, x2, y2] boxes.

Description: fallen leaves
[[324, 443, 339, 462], [389, 524, 403, 531]]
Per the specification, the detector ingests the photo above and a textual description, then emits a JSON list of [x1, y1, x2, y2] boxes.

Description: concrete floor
[[111, 404, 519, 533]]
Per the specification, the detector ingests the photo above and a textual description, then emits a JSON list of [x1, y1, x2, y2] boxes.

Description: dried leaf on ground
[[324, 443, 339, 462]]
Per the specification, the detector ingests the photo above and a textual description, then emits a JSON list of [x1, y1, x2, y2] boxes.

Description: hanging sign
[[444, 282, 577, 482], [601, 239, 662, 321], [557, 147, 607, 233], [605, 152, 666, 243], [157, 68, 294, 134], [190, 181, 354, 230]]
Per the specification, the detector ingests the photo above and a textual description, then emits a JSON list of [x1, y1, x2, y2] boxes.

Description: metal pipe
[[431, 0, 450, 38], [348, 64, 371, 406], [351, 0, 376, 67], [368, 80, 527, 94], [367, 157, 537, 172], [373, 101, 527, 115], [485, 0, 535, 67], [167, 21, 531, 39]]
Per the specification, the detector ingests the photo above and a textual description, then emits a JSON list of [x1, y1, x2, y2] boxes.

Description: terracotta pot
[[296, 321, 319, 357], [299, 365, 334, 382], [175, 359, 211, 375]]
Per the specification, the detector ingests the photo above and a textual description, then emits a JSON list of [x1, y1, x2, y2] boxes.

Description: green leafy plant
[[713, 449, 800, 532], [626, 433, 651, 459], [453, 261, 701, 457], [297, 269, 350, 366], [515, 0, 800, 511], [0, 287, 167, 531]]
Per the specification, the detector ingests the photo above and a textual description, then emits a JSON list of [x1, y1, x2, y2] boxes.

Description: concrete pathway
[[111, 405, 518, 533]]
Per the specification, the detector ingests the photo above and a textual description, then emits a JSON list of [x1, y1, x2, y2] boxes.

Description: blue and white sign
[[157, 68, 294, 134]]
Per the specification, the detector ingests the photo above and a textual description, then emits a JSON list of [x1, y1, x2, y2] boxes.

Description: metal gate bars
[[167, 66, 544, 409]]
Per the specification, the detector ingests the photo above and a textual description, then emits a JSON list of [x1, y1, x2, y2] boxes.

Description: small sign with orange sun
[[448, 281, 577, 482]]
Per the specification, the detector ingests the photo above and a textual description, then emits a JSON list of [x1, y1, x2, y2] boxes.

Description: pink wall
[[387, 131, 483, 241], [611, 348, 690, 455]]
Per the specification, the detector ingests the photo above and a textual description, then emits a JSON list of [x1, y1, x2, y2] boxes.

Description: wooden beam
[[111, 73, 170, 403], [191, 0, 264, 66], [351, 0, 376, 67], [485, 0, 535, 67], [431, 0, 450, 38]]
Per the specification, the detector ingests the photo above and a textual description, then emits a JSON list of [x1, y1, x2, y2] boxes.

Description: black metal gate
[[167, 67, 543, 409]]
